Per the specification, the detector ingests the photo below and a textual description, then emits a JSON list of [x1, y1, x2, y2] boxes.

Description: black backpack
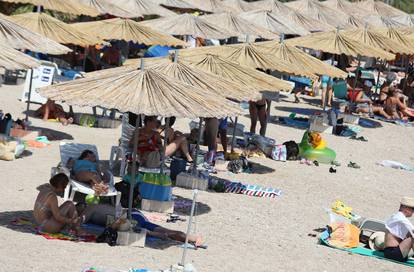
[[115, 180, 140, 208], [283, 141, 299, 161]]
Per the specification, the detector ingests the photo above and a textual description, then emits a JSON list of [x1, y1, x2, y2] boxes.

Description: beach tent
[[150, 0, 200, 12], [355, 0, 407, 17], [201, 12, 279, 41], [221, 0, 254, 12], [115, 0, 176, 17], [256, 40, 347, 79], [78, 0, 137, 18], [239, 10, 310, 36], [285, 0, 349, 28], [184, 0, 237, 13], [72, 18, 187, 47], [139, 14, 232, 40], [287, 29, 395, 60], [342, 27, 414, 55], [363, 15, 404, 28], [179, 54, 293, 91], [9, 12, 102, 46], [392, 14, 414, 27], [1, 0, 99, 16], [0, 13, 70, 54], [0, 43, 39, 69]]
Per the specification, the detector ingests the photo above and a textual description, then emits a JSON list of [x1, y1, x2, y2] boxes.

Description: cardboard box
[[9, 128, 41, 140], [117, 229, 146, 247], [141, 198, 174, 214]]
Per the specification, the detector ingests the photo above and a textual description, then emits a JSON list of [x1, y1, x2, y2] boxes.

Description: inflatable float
[[299, 131, 336, 164]]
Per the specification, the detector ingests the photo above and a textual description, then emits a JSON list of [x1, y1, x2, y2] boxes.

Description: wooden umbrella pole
[[402, 55, 410, 94], [230, 117, 238, 153], [192, 118, 203, 174], [128, 115, 140, 219], [160, 117, 170, 174], [25, 69, 34, 122], [375, 59, 383, 94], [351, 55, 362, 104]]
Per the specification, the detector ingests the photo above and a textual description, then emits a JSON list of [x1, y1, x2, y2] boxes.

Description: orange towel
[[328, 222, 360, 249]]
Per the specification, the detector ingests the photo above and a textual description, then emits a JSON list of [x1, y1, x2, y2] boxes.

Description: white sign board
[[21, 65, 55, 104]]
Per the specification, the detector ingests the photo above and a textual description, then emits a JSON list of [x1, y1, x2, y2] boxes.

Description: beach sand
[[0, 83, 413, 272]]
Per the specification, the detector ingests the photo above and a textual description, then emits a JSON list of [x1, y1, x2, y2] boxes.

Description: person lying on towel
[[76, 203, 203, 247], [384, 197, 414, 262], [34, 174, 83, 234]]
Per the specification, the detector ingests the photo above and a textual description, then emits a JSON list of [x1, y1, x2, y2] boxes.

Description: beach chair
[[57, 142, 121, 205], [357, 218, 387, 244]]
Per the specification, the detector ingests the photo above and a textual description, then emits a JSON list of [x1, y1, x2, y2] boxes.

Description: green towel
[[320, 230, 414, 267]]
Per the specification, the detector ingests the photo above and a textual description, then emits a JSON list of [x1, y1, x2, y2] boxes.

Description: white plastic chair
[[57, 142, 121, 205], [109, 114, 134, 177]]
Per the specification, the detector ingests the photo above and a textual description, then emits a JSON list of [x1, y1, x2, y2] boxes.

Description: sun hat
[[401, 197, 414, 208], [368, 231, 385, 251]]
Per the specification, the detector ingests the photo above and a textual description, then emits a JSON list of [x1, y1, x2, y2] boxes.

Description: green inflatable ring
[[299, 131, 336, 164]]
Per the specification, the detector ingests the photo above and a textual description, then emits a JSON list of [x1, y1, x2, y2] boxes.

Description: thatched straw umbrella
[[139, 14, 232, 40], [202, 12, 279, 41], [9, 12, 102, 46], [363, 15, 404, 28], [78, 0, 136, 18], [39, 66, 243, 217], [256, 40, 347, 79], [72, 18, 187, 47], [150, 0, 200, 12], [2, 0, 99, 16], [221, 0, 254, 12], [321, 0, 367, 17], [184, 0, 237, 13], [355, 0, 407, 17], [239, 10, 310, 36], [392, 14, 414, 27], [117, 0, 176, 17], [376, 27, 414, 52], [0, 43, 39, 69]]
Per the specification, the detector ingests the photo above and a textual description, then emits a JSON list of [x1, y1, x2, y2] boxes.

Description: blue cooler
[[139, 173, 172, 201]]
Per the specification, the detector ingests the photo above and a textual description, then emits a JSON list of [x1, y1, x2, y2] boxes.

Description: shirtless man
[[384, 197, 414, 263]]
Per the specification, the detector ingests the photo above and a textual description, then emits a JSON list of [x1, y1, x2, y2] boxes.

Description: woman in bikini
[[33, 173, 82, 234], [35, 99, 73, 126], [249, 99, 269, 136], [130, 116, 193, 168], [72, 150, 109, 195], [384, 87, 414, 120]]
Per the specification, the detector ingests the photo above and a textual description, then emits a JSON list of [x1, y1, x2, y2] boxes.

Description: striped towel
[[224, 181, 282, 198]]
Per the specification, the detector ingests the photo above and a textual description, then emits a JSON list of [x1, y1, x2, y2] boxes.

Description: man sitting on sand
[[384, 197, 414, 263], [35, 99, 73, 126]]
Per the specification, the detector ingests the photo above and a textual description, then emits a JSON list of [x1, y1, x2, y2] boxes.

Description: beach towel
[[11, 218, 96, 242], [373, 115, 414, 127], [223, 181, 282, 198], [327, 222, 360, 249], [377, 160, 414, 172], [320, 230, 414, 267]]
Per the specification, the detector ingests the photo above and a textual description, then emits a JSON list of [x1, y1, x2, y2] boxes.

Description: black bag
[[283, 141, 299, 161], [115, 180, 140, 208], [96, 227, 118, 246], [227, 156, 250, 174]]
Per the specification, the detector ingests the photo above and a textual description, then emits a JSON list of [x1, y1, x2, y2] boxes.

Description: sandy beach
[[1, 82, 414, 272]]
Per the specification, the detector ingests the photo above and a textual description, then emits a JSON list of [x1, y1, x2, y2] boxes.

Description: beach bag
[[170, 157, 187, 181], [271, 144, 287, 161], [96, 227, 118, 246], [227, 157, 250, 174], [283, 141, 299, 160], [139, 173, 172, 201], [116, 179, 141, 208], [75, 113, 96, 127], [0, 113, 12, 136]]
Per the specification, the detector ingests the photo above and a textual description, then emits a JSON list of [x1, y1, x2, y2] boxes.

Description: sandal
[[347, 161, 361, 169], [329, 167, 337, 173]]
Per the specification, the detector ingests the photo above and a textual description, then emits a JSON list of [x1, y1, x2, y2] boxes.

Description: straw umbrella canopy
[[342, 27, 414, 54], [180, 54, 293, 92], [9, 12, 102, 46], [287, 29, 395, 60], [115, 0, 177, 17], [184, 0, 237, 13], [1, 0, 99, 16], [150, 0, 200, 12], [202, 12, 279, 40], [139, 14, 232, 40], [221, 0, 254, 12], [392, 14, 414, 27], [340, 15, 370, 29], [363, 15, 405, 28], [78, 0, 137, 18], [39, 68, 242, 118], [0, 13, 71, 54], [256, 40, 347, 78], [0, 43, 39, 69], [285, 0, 349, 28], [239, 10, 310, 36], [376, 27, 414, 51], [355, 0, 407, 17], [321, 0, 367, 17], [72, 18, 187, 47]]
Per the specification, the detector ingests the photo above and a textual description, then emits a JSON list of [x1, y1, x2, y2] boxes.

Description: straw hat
[[401, 197, 414, 208], [368, 231, 385, 251]]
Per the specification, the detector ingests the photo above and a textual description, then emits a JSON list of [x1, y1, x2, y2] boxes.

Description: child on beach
[[384, 197, 414, 262], [33, 173, 82, 233]]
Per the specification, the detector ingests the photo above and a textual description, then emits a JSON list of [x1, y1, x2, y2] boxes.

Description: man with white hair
[[384, 197, 414, 262]]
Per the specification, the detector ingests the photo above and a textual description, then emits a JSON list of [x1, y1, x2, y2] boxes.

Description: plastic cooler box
[[139, 173, 172, 201]]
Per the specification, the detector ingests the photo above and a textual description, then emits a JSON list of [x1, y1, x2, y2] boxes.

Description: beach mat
[[372, 116, 414, 127], [320, 230, 414, 267], [11, 218, 96, 242], [224, 181, 282, 198]]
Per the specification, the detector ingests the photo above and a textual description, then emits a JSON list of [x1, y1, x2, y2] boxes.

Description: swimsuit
[[384, 247, 408, 263], [33, 185, 55, 230], [131, 211, 159, 232], [73, 159, 98, 174]]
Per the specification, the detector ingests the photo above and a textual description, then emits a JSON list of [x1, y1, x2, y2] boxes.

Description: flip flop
[[329, 167, 337, 173], [348, 162, 361, 169]]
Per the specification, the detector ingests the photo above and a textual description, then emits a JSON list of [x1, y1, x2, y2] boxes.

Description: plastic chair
[[57, 142, 120, 205], [109, 114, 134, 177]]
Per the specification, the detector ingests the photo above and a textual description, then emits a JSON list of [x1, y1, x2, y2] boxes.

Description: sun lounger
[[57, 142, 120, 206]]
